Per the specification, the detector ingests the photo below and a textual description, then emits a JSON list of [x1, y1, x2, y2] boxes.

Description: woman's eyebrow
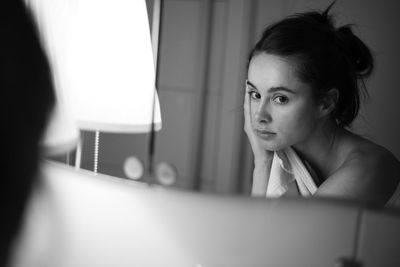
[[246, 80, 296, 94], [268, 86, 296, 94], [245, 80, 258, 89]]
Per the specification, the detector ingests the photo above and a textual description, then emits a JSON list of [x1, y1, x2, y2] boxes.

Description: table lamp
[[28, 0, 162, 174]]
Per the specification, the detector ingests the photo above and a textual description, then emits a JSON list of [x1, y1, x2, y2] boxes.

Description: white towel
[[252, 147, 318, 198]]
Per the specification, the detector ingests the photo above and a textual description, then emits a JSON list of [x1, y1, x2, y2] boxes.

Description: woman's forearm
[[251, 156, 273, 196]]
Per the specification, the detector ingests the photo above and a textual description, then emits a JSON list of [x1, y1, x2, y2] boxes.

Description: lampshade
[[65, 0, 161, 133], [28, 0, 161, 136]]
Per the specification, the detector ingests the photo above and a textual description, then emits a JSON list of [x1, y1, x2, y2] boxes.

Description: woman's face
[[247, 53, 323, 151]]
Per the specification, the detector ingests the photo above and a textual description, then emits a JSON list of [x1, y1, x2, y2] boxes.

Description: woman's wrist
[[251, 153, 273, 196], [253, 151, 273, 166]]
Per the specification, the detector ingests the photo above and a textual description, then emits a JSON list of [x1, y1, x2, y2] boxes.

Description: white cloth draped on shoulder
[[268, 147, 319, 197], [251, 147, 318, 198]]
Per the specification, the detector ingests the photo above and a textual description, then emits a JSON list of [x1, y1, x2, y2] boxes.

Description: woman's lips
[[254, 129, 276, 139]]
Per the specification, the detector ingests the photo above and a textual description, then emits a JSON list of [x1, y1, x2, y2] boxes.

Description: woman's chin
[[259, 140, 285, 152]]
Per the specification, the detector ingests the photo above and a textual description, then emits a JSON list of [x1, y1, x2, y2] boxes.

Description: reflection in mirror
[[5, 1, 400, 267], [245, 2, 400, 207], [46, 1, 400, 206]]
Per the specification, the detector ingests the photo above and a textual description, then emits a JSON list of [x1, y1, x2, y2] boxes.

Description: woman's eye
[[273, 95, 289, 104], [249, 91, 261, 100]]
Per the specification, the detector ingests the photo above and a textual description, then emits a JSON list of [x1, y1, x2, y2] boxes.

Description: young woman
[[245, 4, 400, 206]]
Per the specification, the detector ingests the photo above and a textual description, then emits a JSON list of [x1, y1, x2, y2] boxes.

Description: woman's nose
[[254, 102, 272, 124]]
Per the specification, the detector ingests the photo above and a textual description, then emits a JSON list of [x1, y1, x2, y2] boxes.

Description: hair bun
[[336, 25, 374, 77]]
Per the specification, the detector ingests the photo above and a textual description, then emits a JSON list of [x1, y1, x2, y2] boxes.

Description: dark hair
[[0, 0, 54, 265], [248, 2, 374, 127]]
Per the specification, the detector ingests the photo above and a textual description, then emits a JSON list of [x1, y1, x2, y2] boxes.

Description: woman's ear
[[318, 88, 339, 118]]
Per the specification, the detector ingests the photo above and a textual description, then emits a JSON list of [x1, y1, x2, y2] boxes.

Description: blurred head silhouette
[[0, 0, 54, 265]]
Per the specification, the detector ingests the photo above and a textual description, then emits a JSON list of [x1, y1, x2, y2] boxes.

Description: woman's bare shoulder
[[337, 129, 398, 168], [317, 131, 400, 205], [345, 133, 399, 172]]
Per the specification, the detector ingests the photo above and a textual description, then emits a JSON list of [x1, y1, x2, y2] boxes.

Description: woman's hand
[[244, 89, 273, 196], [243, 89, 273, 162]]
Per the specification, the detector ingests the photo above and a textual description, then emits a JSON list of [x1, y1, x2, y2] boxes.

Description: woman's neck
[[293, 121, 343, 180]]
